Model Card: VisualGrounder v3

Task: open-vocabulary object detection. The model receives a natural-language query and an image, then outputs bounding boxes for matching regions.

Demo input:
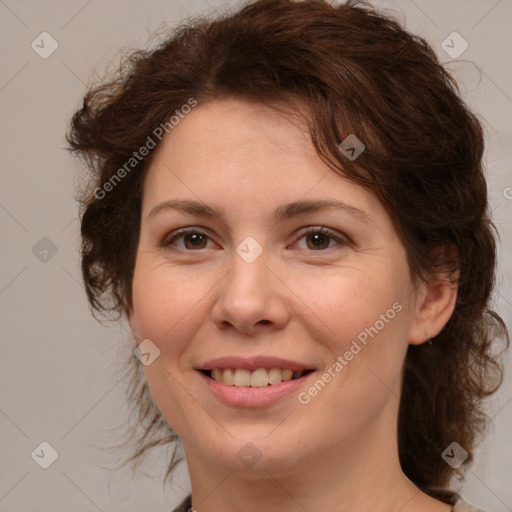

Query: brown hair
[66,0,509,492]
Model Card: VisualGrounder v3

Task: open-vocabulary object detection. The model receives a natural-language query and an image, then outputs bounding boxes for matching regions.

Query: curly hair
[66,0,509,493]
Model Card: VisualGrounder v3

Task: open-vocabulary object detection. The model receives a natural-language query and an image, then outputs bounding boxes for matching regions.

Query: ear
[408,272,458,346]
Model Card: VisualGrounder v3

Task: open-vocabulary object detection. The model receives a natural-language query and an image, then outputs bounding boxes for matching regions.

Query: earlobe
[408,276,458,346]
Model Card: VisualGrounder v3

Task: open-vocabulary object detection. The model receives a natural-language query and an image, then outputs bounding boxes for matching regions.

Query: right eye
[163,228,217,251]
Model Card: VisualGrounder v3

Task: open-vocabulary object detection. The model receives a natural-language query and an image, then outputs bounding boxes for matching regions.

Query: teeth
[268,367,284,385]
[234,369,251,386]
[251,368,268,387]
[209,367,305,387]
[221,368,234,385]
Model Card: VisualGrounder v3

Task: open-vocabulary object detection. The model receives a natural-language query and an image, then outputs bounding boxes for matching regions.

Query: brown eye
[164,229,213,250]
[182,232,208,250]
[294,227,346,251]
[305,232,332,250]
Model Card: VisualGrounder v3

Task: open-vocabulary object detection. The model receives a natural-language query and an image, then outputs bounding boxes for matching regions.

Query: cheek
[299,274,409,428]
[306,268,404,338]
[131,264,211,432]
[303,267,411,389]
[131,262,209,352]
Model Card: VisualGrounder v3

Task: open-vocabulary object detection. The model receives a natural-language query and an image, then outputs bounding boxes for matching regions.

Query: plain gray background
[1,0,511,511]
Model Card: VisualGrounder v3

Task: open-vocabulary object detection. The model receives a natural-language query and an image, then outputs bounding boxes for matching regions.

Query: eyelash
[162,226,347,252]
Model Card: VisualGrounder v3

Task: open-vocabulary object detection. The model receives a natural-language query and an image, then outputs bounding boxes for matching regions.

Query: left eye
[163,227,345,251]
[293,227,345,251]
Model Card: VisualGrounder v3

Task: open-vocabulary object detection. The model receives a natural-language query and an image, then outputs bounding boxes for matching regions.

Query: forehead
[156,98,316,166]
[141,97,381,223]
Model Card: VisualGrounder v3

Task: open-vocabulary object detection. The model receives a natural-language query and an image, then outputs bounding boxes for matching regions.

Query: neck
[182,404,447,512]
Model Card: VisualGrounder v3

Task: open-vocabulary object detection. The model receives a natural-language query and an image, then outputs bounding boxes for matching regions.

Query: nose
[210,248,290,335]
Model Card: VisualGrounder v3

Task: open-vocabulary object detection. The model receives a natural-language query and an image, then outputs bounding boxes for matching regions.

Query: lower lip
[198,371,314,408]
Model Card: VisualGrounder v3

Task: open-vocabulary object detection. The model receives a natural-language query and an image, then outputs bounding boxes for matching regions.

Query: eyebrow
[147,198,372,225]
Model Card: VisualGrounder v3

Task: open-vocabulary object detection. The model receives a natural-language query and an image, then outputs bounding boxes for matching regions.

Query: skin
[128,97,457,512]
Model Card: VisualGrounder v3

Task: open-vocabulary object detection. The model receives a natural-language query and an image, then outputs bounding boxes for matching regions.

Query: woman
[66,0,509,511]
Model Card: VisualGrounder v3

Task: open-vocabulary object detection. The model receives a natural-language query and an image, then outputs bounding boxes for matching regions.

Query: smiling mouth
[199,368,315,387]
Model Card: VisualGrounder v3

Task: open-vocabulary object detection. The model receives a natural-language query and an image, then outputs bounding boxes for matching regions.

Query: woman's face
[129,97,429,475]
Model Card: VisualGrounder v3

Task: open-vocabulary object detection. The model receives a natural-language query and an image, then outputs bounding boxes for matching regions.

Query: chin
[211,433,311,474]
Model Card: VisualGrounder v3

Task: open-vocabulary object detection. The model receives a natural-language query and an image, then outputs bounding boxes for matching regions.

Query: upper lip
[197,356,315,372]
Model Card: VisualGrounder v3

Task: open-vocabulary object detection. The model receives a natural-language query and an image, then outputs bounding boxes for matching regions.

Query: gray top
[170,486,486,512]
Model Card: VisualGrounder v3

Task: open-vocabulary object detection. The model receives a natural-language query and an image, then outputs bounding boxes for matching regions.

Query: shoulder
[170,491,488,512]
[170,494,192,512]
[424,485,488,512]
[452,497,487,512]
